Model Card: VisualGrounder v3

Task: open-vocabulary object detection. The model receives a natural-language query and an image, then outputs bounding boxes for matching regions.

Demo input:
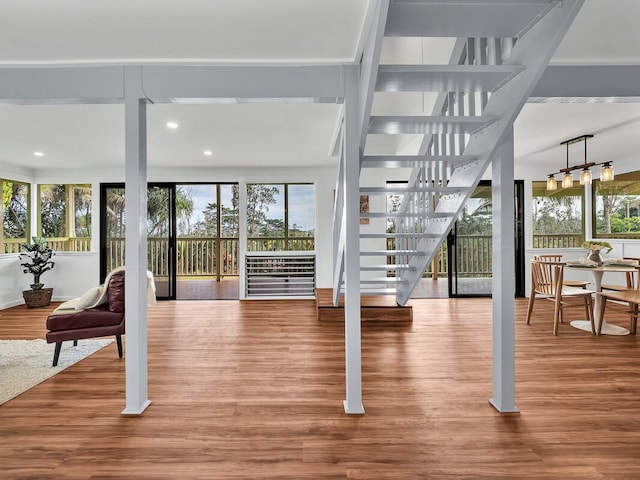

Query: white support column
[238,181,247,300]
[121,66,151,415]
[343,65,364,415]
[489,128,519,413]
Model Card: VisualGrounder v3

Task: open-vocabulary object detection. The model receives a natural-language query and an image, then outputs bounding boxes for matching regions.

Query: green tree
[246,184,280,237]
[105,186,194,238]
[3,180,28,239]
[532,195,582,234]
[40,184,67,237]
[196,184,279,238]
[74,186,92,237]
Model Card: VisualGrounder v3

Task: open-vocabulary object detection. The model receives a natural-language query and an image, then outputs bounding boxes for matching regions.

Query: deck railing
[104,236,314,279]
[5,233,582,277]
[385,233,584,278]
[455,235,492,277]
[387,238,448,278]
[3,237,90,253]
[106,237,241,279]
[246,237,315,252]
[532,234,583,249]
[386,235,489,278]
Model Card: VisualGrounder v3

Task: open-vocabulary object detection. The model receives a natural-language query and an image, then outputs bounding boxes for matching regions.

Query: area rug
[0,338,114,405]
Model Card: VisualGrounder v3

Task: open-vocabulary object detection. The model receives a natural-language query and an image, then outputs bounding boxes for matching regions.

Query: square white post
[122,66,151,415]
[343,65,364,415]
[489,128,519,413]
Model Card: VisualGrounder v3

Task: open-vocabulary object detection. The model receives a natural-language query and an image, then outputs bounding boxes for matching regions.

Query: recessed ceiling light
[166,121,179,129]
[203,150,213,156]
[33,151,44,157]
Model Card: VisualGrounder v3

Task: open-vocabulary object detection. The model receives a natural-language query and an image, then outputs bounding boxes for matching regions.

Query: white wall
[1,164,338,308]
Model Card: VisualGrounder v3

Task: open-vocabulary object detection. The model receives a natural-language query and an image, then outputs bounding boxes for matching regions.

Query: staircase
[333,0,584,307]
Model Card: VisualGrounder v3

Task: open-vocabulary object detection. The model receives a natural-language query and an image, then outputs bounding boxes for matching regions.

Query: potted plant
[19,237,56,307]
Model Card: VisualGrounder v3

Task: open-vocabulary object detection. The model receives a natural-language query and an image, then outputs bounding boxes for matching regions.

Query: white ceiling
[0,0,639,174]
[0,0,372,66]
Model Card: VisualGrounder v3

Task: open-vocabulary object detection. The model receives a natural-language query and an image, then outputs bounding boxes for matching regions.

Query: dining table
[565,263,638,335]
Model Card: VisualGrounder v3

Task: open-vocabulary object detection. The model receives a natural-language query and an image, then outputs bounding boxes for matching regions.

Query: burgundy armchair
[46,269,125,367]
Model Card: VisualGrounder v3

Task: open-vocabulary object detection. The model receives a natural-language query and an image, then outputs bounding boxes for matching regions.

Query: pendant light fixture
[600,162,614,182]
[561,142,574,188]
[546,134,614,190]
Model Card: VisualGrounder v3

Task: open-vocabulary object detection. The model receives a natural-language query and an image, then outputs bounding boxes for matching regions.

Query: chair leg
[584,299,591,326]
[597,296,607,335]
[587,296,595,335]
[73,340,78,346]
[526,292,536,325]
[53,342,62,367]
[553,302,561,336]
[116,335,123,358]
[631,303,638,335]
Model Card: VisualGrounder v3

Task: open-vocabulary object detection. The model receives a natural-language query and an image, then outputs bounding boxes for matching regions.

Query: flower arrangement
[582,240,612,253]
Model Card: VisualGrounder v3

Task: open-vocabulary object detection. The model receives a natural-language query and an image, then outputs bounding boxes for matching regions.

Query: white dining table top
[565,264,637,272]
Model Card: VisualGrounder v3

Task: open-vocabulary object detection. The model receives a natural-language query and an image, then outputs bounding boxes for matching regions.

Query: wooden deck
[1,298,640,479]
[153,278,240,300]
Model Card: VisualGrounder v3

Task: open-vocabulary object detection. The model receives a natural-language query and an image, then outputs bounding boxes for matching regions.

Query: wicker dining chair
[527,259,595,335]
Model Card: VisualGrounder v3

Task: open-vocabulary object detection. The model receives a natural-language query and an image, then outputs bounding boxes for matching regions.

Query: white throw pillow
[75,286,104,310]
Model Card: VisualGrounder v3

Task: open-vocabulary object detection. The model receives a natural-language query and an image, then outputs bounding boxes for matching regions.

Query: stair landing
[315,288,412,323]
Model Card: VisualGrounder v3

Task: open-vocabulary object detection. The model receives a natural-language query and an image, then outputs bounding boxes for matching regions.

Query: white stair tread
[369,115,494,135]
[376,64,523,92]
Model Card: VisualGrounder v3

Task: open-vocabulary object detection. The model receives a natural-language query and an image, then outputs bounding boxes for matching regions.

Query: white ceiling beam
[531,65,640,98]
[2,63,637,105]
[140,66,346,102]
[0,67,124,104]
[0,65,347,104]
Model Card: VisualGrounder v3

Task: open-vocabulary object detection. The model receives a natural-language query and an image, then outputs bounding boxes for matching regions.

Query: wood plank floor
[1,298,640,479]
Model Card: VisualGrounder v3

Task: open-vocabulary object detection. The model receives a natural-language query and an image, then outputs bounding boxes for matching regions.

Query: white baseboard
[0,300,25,310]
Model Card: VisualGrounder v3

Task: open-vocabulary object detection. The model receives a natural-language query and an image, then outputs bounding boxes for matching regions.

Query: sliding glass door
[447,180,525,297]
[101,183,176,299]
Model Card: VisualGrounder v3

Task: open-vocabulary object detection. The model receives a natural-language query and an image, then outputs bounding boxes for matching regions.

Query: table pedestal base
[570,320,629,336]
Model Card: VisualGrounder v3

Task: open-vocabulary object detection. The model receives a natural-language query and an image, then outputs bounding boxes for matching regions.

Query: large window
[39,184,91,251]
[246,183,315,251]
[593,170,640,238]
[1,178,29,253]
[532,181,584,248]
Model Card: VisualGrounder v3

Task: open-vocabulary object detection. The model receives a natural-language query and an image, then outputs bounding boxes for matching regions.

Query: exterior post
[343,65,364,415]
[489,128,519,413]
[121,66,151,415]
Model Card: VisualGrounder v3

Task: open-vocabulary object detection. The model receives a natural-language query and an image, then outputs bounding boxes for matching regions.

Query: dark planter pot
[22,288,53,308]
